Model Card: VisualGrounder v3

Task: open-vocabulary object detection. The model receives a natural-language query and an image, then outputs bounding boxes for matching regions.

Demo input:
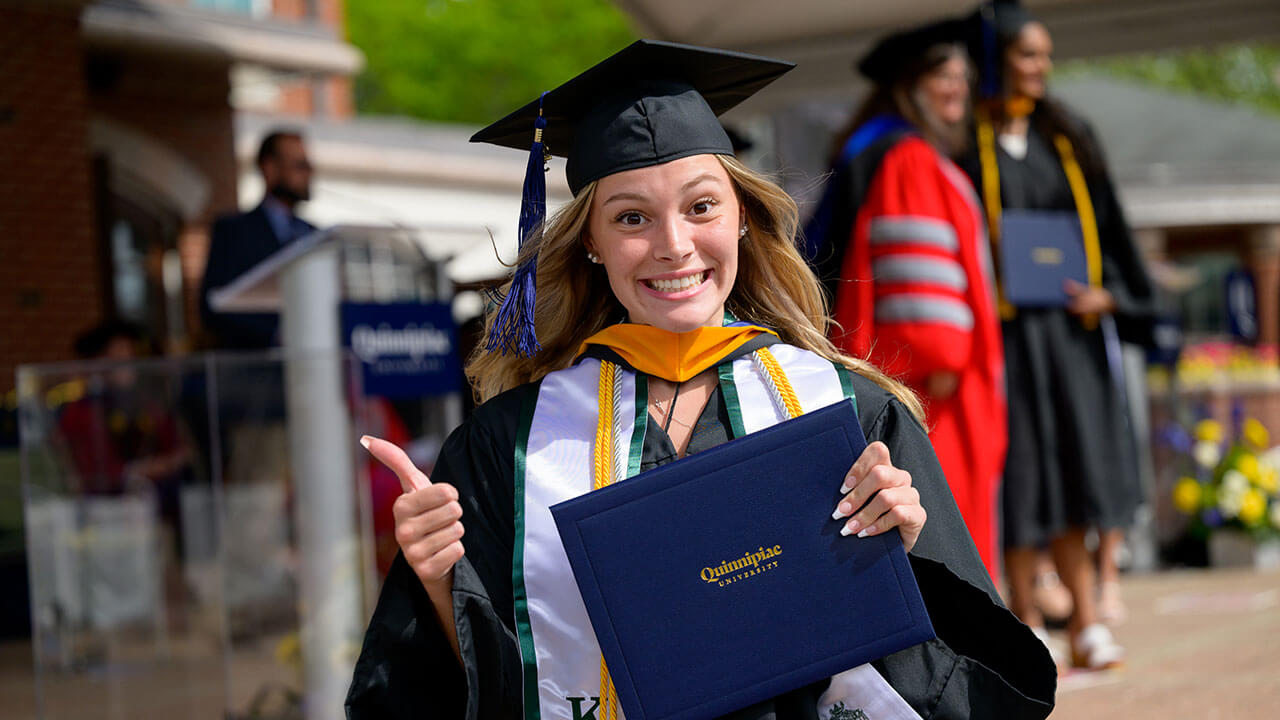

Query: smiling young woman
[586,156,740,333]
[348,39,1055,720]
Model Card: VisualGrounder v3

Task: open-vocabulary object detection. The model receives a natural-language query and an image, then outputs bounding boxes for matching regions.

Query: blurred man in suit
[200,130,316,349]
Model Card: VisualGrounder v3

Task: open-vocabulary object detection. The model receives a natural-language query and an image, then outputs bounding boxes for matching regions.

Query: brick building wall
[86,49,239,344]
[269,0,355,120]
[0,0,357,384]
[0,3,100,393]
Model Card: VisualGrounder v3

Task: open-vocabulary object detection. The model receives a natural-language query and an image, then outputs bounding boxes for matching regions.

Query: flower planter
[1208,530,1280,570]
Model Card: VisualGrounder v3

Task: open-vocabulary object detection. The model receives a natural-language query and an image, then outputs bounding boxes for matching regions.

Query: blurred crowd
[807,1,1156,673]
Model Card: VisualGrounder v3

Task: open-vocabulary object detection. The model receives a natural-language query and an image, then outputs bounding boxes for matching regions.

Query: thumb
[360,435,430,493]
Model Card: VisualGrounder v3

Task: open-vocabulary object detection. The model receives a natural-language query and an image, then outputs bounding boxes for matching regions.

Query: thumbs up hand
[361,435,465,589]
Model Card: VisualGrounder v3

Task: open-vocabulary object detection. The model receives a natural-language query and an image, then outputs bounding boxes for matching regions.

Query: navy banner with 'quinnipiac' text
[341,302,461,398]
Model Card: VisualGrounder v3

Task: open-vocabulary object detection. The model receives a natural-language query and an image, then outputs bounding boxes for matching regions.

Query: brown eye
[617,212,645,226]
[690,198,716,215]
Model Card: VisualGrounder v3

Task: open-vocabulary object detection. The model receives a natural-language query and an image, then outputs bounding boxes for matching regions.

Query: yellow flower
[1235,453,1260,482]
[1240,489,1267,526]
[1195,419,1223,443]
[1257,467,1280,494]
[1173,477,1203,514]
[1244,418,1270,450]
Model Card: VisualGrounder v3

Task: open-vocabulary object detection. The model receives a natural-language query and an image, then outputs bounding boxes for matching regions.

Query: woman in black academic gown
[958,2,1156,670]
[348,40,1056,719]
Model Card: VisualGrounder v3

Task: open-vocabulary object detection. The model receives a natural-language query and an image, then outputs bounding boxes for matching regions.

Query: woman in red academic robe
[814,19,1006,580]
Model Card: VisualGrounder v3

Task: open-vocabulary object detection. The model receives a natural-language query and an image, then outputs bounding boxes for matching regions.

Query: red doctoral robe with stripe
[831,135,1006,579]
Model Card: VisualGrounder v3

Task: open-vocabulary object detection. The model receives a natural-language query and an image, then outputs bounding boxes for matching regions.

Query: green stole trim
[629,376,649,476]
[511,386,541,719]
[717,308,750,439]
[716,362,747,440]
[835,364,859,415]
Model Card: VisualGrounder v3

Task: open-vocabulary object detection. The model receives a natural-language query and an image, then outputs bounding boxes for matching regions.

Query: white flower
[1219,490,1244,518]
[1223,469,1250,495]
[1262,447,1280,468]
[1219,472,1250,519]
[1194,441,1222,468]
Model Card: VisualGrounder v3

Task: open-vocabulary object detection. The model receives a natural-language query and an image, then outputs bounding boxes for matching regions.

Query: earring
[739,225,748,238]
[587,251,602,264]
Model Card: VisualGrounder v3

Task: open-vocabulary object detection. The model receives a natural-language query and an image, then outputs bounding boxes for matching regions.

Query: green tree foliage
[1071,44,1280,116]
[346,0,637,124]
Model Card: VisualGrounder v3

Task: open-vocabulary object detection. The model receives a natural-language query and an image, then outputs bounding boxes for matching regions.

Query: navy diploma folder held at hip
[550,398,936,720]
[999,209,1089,307]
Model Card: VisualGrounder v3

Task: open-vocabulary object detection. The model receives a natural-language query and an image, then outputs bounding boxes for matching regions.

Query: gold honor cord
[592,360,620,720]
[975,108,1103,328]
[1052,135,1103,330]
[753,347,803,420]
[975,108,1015,321]
[587,351,803,715]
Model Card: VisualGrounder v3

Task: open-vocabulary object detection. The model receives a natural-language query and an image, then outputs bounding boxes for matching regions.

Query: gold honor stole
[510,344,924,720]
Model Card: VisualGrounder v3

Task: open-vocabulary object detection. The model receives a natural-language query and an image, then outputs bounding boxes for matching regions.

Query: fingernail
[359,436,371,449]
[857,527,872,538]
[842,519,861,537]
[831,502,852,520]
[840,479,853,494]
[840,523,853,537]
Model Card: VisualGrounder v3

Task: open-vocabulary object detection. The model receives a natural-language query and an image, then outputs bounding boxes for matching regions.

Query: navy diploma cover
[551,399,936,720]
[999,210,1089,307]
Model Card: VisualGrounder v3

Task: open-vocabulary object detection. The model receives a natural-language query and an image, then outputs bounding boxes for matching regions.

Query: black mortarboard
[857,18,968,86]
[471,39,793,357]
[473,39,793,195]
[991,0,1033,41]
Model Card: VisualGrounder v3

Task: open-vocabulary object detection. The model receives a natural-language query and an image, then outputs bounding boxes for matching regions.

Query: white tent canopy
[617,0,1280,111]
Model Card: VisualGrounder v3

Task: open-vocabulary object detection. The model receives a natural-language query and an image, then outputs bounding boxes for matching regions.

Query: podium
[210,224,468,720]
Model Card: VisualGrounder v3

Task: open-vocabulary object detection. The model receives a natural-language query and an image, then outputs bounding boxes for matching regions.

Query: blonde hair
[466,154,923,421]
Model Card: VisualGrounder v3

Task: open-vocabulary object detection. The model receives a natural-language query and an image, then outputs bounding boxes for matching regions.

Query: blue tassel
[979,3,999,99]
[486,96,548,356]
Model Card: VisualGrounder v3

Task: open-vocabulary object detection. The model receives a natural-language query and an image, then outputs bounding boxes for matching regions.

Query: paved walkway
[1051,567,1280,719]
[2,567,1277,718]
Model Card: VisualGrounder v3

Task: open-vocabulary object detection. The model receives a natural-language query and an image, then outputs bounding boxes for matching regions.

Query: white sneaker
[1072,623,1125,671]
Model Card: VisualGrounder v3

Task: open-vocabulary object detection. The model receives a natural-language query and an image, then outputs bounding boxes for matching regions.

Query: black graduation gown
[958,110,1156,548]
[346,363,1056,719]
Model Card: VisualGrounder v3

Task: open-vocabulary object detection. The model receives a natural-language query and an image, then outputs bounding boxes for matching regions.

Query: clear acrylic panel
[19,350,376,720]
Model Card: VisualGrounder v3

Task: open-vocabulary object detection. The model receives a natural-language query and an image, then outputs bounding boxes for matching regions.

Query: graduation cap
[856,17,969,86]
[989,0,1033,40]
[964,0,1036,98]
[471,39,794,357]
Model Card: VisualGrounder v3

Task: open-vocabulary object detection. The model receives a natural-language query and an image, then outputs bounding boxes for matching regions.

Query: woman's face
[1005,21,1054,100]
[585,154,741,333]
[919,54,970,127]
